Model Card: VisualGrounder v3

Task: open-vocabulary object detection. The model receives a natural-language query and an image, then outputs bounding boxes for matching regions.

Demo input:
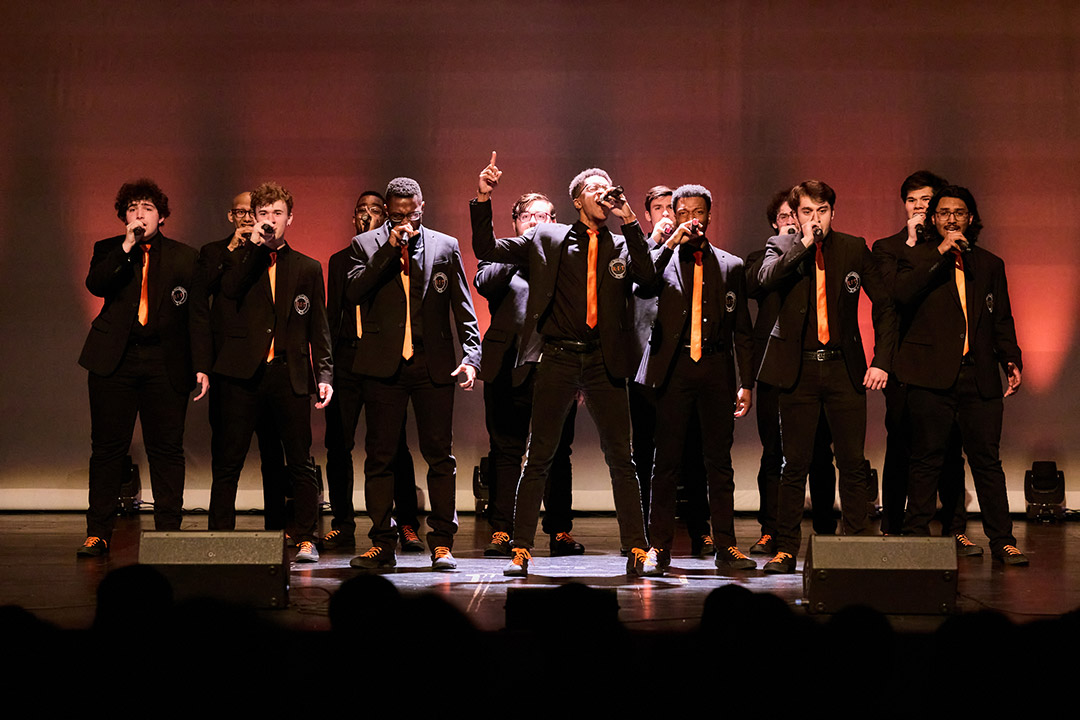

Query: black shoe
[717,545,757,570]
[627,547,655,577]
[992,544,1029,566]
[76,536,108,558]
[954,533,984,557]
[763,551,796,574]
[749,533,775,555]
[485,531,513,557]
[432,546,457,571]
[691,534,716,557]
[399,525,425,553]
[321,529,355,551]
[295,541,320,563]
[350,546,397,569]
[504,548,531,577]
[550,532,585,556]
[640,547,670,577]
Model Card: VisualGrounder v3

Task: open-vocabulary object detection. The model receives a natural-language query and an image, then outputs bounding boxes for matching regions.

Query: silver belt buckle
[814,350,828,361]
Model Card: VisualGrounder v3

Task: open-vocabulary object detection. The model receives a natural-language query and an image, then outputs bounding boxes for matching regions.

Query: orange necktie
[266,251,277,361]
[356,307,363,340]
[586,228,599,328]
[137,243,150,326]
[954,251,969,356]
[401,242,413,360]
[690,250,704,362]
[815,239,829,345]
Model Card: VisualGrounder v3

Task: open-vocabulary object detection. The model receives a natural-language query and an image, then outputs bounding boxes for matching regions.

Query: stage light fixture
[1024,460,1065,521]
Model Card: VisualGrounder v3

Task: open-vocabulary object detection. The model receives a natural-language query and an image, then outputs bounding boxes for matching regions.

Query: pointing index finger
[490,151,497,167]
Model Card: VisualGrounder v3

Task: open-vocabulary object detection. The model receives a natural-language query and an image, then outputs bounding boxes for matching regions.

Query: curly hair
[114,179,170,221]
[250,181,294,214]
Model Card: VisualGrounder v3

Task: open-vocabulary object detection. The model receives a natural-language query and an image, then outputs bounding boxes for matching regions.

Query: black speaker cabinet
[803,536,956,615]
[139,531,289,609]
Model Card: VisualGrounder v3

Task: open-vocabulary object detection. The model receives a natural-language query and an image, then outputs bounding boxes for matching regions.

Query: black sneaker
[954,533,984,557]
[504,548,531,577]
[691,534,716,558]
[350,546,397,569]
[295,541,320,563]
[992,544,1029,566]
[399,525,425,553]
[485,531,513,557]
[321,529,355,551]
[432,546,457,571]
[640,547,670,577]
[627,547,654,577]
[749,533,775,555]
[717,545,757,570]
[76,536,108,558]
[763,551,796,574]
[550,532,585,556]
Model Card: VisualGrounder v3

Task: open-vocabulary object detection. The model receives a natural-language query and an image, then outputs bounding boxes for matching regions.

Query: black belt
[802,349,843,362]
[681,342,726,356]
[545,338,601,353]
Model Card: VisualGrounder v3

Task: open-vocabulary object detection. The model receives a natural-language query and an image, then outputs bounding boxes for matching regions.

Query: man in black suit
[757,180,895,573]
[471,153,655,577]
[893,185,1027,565]
[745,190,837,558]
[190,192,291,533]
[475,191,582,558]
[634,184,755,575]
[207,181,333,563]
[630,186,714,556]
[78,179,203,557]
[347,177,481,572]
[872,171,973,551]
[322,191,423,553]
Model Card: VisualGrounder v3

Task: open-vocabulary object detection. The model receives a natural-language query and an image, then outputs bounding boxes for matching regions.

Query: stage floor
[2,511,1076,632]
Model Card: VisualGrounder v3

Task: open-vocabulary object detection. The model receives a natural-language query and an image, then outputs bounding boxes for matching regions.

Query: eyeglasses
[776,212,796,222]
[516,211,551,223]
[935,209,970,220]
[388,210,422,224]
[355,205,386,217]
[231,208,253,218]
[675,209,708,220]
[581,183,611,196]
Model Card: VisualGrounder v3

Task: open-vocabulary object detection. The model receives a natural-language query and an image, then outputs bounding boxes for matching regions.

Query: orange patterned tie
[401,242,413,360]
[266,251,277,361]
[954,251,968,356]
[690,250,703,361]
[137,243,150,326]
[815,239,829,345]
[586,228,599,328]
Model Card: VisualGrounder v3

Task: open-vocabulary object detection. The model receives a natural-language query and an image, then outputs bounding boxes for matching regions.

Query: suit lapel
[149,238,167,319]
[419,227,433,302]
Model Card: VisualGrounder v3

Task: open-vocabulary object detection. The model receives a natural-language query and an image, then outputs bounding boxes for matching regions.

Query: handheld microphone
[783,225,798,235]
[812,226,823,240]
[132,226,145,239]
[241,230,253,241]
[261,223,274,235]
[600,185,625,207]
[915,223,925,242]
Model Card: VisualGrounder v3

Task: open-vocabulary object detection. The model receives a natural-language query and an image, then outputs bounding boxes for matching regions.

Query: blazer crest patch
[171,286,188,306]
[433,271,449,293]
[844,271,861,293]
[986,292,994,313]
[608,258,627,279]
[725,291,736,312]
[293,294,311,315]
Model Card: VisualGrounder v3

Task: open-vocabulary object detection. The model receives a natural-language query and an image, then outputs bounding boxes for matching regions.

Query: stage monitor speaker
[803,536,956,615]
[139,531,289,609]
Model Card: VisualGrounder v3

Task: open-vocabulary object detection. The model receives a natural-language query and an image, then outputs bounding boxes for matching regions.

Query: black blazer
[470,198,658,379]
[893,241,1021,398]
[346,223,481,381]
[756,229,896,392]
[634,241,754,392]
[212,241,333,395]
[870,228,913,370]
[189,236,235,375]
[745,246,781,381]
[78,233,198,394]
[327,244,357,349]
[474,260,532,385]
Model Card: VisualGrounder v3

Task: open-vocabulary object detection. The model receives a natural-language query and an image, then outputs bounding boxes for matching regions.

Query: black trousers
[208,377,290,531]
[324,344,417,536]
[87,344,188,541]
[208,362,320,543]
[649,351,737,550]
[902,366,1016,551]
[363,353,457,552]
[483,360,576,537]
[776,356,871,555]
[629,381,710,538]
[755,381,838,537]
[881,378,968,536]
[512,344,646,551]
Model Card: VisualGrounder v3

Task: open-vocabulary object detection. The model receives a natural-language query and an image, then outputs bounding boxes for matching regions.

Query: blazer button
[265,328,271,334]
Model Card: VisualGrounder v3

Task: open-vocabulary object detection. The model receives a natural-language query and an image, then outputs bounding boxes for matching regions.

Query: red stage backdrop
[0,1,1075,510]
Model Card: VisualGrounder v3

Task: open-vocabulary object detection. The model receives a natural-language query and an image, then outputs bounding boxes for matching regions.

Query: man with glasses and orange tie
[347,177,481,572]
[470,153,657,577]
[633,184,755,576]
[756,180,895,573]
[893,185,1027,565]
[321,190,423,554]
[78,179,202,557]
